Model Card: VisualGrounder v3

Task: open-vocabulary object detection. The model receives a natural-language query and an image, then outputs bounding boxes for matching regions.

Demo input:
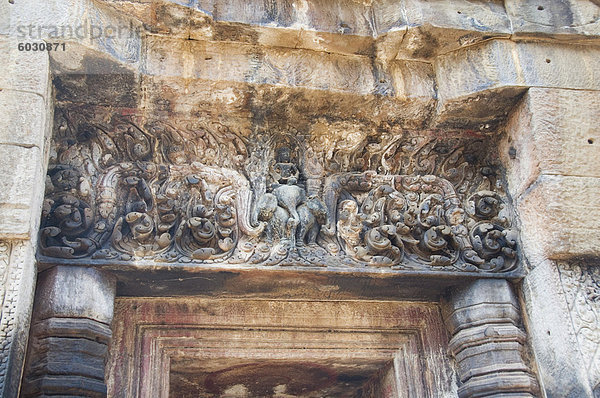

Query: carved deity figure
[257,147,328,246]
[270,147,299,185]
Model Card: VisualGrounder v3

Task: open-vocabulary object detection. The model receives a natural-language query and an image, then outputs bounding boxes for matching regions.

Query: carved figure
[296,195,328,246]
[40,114,521,274]
[337,200,363,249]
[271,184,306,234]
[256,193,291,242]
[271,147,299,185]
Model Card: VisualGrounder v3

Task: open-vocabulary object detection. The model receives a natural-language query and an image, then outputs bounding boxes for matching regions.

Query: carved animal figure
[256,193,291,242]
[272,183,306,230]
[296,195,328,246]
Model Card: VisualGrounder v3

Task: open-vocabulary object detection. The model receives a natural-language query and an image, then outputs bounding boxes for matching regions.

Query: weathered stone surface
[0,91,47,148]
[103,0,600,61]
[0,145,44,240]
[501,88,600,199]
[393,0,511,60]
[108,298,456,397]
[0,37,49,96]
[517,175,600,266]
[22,266,116,397]
[521,260,595,398]
[33,266,116,324]
[434,39,600,129]
[1,0,141,65]
[144,36,377,94]
[506,0,600,38]
[0,35,52,241]
[442,279,539,398]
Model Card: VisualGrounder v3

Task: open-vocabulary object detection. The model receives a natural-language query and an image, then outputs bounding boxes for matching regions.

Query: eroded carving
[558,262,600,395]
[39,110,520,274]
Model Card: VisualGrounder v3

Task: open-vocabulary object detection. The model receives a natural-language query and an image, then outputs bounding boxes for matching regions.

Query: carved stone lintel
[21,266,116,397]
[39,112,521,275]
[442,279,539,397]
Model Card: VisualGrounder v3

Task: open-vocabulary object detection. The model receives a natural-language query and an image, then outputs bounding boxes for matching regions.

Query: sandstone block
[0,90,47,148]
[34,266,116,324]
[517,175,600,265]
[0,145,44,239]
[390,60,436,102]
[0,37,49,96]
[501,88,600,199]
[506,0,600,37]
[1,0,141,72]
[434,39,600,129]
[393,0,511,60]
[144,36,376,95]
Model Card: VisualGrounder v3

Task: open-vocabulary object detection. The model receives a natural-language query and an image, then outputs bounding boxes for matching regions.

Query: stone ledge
[434,40,600,128]
[102,0,600,58]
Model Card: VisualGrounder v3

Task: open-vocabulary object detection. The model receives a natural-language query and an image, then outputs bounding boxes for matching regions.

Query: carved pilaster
[442,279,539,397]
[21,266,116,397]
[0,240,36,397]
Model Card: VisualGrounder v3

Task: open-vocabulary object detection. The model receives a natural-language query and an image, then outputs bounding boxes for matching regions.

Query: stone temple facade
[1,0,600,396]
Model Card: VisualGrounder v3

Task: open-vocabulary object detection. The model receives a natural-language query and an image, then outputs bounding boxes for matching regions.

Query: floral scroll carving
[558,262,600,394]
[39,110,520,274]
[321,173,516,271]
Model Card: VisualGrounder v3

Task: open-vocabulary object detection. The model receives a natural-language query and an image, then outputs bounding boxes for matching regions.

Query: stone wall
[501,88,600,397]
[1,0,600,396]
[0,5,53,395]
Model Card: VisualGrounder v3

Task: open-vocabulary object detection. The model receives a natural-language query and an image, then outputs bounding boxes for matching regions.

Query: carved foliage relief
[40,110,519,274]
[558,262,600,394]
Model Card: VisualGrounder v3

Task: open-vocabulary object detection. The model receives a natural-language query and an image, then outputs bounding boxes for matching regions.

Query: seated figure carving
[257,147,328,247]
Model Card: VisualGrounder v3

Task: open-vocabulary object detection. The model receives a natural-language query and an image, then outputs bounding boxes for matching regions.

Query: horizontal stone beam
[103,0,600,58]
[434,39,600,128]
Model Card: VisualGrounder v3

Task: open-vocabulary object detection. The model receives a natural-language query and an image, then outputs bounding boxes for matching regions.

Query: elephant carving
[296,195,328,246]
[256,193,293,242]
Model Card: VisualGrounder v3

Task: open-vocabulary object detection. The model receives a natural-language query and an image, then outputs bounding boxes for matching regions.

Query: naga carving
[39,109,520,275]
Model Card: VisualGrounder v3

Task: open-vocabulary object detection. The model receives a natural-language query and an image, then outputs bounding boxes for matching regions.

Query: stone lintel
[63,262,523,302]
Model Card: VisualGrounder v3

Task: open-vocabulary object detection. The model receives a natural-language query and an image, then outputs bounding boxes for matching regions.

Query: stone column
[442,279,538,398]
[21,266,116,397]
